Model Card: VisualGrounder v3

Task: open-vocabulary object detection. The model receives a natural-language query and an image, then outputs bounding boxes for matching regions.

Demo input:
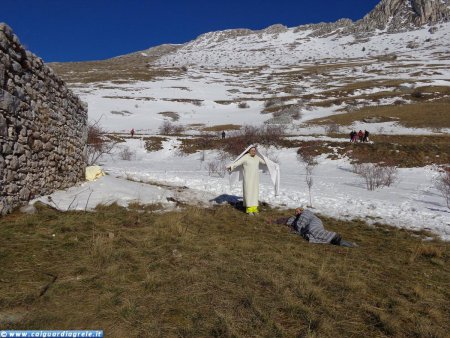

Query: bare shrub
[159,120,173,135]
[382,165,398,187]
[237,102,249,109]
[264,96,283,109]
[119,146,135,161]
[352,163,363,175]
[172,124,185,134]
[273,105,302,119]
[411,89,425,100]
[434,167,450,209]
[222,125,285,156]
[324,123,340,135]
[85,120,120,166]
[354,163,399,191]
[292,109,302,120]
[259,146,280,164]
[297,145,318,167]
[159,121,185,135]
[207,151,232,178]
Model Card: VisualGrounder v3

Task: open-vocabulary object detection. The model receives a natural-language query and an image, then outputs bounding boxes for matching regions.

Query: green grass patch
[0,204,448,337]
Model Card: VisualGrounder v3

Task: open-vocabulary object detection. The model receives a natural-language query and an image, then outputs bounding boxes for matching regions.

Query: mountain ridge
[48,0,450,83]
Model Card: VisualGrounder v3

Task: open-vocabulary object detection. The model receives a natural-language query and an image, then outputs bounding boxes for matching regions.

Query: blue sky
[1,0,380,62]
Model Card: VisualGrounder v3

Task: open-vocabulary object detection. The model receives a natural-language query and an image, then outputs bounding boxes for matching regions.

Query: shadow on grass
[210,194,245,212]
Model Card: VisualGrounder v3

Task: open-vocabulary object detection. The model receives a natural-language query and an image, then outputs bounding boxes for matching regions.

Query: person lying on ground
[270,208,357,247]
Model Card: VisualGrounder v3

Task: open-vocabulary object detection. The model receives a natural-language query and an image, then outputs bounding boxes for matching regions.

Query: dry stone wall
[0,23,87,214]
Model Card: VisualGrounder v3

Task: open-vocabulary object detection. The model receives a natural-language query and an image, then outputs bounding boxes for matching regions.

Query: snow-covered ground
[30,18,450,240]
[33,137,450,240]
[70,22,450,135]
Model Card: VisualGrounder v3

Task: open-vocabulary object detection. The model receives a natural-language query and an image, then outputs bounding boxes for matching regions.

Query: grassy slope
[0,204,449,337]
[293,135,450,167]
[307,96,450,129]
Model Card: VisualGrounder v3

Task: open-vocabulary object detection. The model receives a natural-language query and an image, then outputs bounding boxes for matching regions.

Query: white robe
[228,145,280,207]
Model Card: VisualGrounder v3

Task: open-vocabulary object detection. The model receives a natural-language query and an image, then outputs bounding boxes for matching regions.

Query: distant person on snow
[358,130,364,142]
[227,145,280,215]
[130,128,135,138]
[363,130,369,142]
[271,208,357,247]
[221,130,226,139]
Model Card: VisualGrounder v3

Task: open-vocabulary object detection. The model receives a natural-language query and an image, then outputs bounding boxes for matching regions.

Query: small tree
[297,150,318,208]
[434,167,450,209]
[85,119,119,166]
[305,162,316,208]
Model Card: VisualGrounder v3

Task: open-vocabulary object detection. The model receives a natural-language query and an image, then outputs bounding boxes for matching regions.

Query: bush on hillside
[118,146,136,161]
[222,125,285,156]
[159,121,185,135]
[324,122,340,134]
[353,163,398,191]
[207,151,232,178]
[237,102,249,109]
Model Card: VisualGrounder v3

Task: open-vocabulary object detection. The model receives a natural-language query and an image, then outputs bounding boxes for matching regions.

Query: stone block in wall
[0,63,5,88]
[19,187,30,200]
[8,156,19,170]
[0,112,7,136]
[6,183,18,194]
[0,88,20,113]
[0,197,11,215]
[2,141,12,154]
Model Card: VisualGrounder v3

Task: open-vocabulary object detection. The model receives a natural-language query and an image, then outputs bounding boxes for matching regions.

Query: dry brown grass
[309,97,450,129]
[295,135,450,167]
[50,60,179,83]
[143,136,168,152]
[201,124,242,132]
[162,98,203,106]
[0,203,448,337]
[49,46,183,84]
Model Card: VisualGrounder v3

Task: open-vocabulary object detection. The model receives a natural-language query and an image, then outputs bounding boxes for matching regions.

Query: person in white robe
[227,145,280,215]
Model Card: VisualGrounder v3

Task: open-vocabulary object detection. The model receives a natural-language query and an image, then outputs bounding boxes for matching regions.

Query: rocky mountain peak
[354,0,450,33]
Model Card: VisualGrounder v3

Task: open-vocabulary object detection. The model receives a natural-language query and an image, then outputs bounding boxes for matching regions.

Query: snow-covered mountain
[48,0,450,134]
[155,0,450,68]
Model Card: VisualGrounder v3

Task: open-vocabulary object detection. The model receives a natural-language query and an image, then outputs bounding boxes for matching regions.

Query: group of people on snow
[350,129,369,143]
[226,144,357,248]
